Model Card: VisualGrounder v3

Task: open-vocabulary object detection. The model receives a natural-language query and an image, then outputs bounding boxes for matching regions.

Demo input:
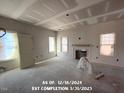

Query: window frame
[100,33,115,56]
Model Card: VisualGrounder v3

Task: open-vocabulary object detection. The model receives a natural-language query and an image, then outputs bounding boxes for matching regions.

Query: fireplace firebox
[75,50,87,59]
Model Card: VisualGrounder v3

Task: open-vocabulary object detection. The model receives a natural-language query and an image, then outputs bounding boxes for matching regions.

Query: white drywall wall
[57,27,88,58]
[0,16,57,70]
[57,19,124,67]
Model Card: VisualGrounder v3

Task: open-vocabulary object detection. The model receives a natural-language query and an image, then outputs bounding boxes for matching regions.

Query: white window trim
[100,33,115,56]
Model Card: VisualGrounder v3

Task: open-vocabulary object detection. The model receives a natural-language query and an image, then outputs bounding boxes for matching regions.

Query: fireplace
[72,44,90,60]
[75,50,87,59]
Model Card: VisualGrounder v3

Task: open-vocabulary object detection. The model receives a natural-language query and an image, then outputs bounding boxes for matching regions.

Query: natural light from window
[49,37,55,52]
[62,37,68,52]
[100,33,115,56]
[0,32,18,61]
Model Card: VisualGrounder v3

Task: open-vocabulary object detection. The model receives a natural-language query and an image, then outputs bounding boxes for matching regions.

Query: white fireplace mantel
[72,44,90,47]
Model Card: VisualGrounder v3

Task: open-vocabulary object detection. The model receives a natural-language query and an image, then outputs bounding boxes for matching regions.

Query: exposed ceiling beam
[11,0,38,19]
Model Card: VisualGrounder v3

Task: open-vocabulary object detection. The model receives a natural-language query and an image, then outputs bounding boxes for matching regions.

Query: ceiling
[0,0,124,31]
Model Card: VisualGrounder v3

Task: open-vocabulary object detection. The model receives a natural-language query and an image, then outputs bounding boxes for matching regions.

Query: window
[0,32,18,61]
[49,37,55,52]
[62,37,68,52]
[100,33,115,56]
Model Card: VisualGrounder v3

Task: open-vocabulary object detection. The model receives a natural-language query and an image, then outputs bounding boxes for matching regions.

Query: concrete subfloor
[0,57,124,93]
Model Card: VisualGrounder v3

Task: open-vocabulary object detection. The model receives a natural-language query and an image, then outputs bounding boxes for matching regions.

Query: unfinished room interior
[0,0,124,93]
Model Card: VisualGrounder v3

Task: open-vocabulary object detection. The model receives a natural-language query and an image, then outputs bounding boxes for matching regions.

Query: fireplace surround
[72,44,91,60]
